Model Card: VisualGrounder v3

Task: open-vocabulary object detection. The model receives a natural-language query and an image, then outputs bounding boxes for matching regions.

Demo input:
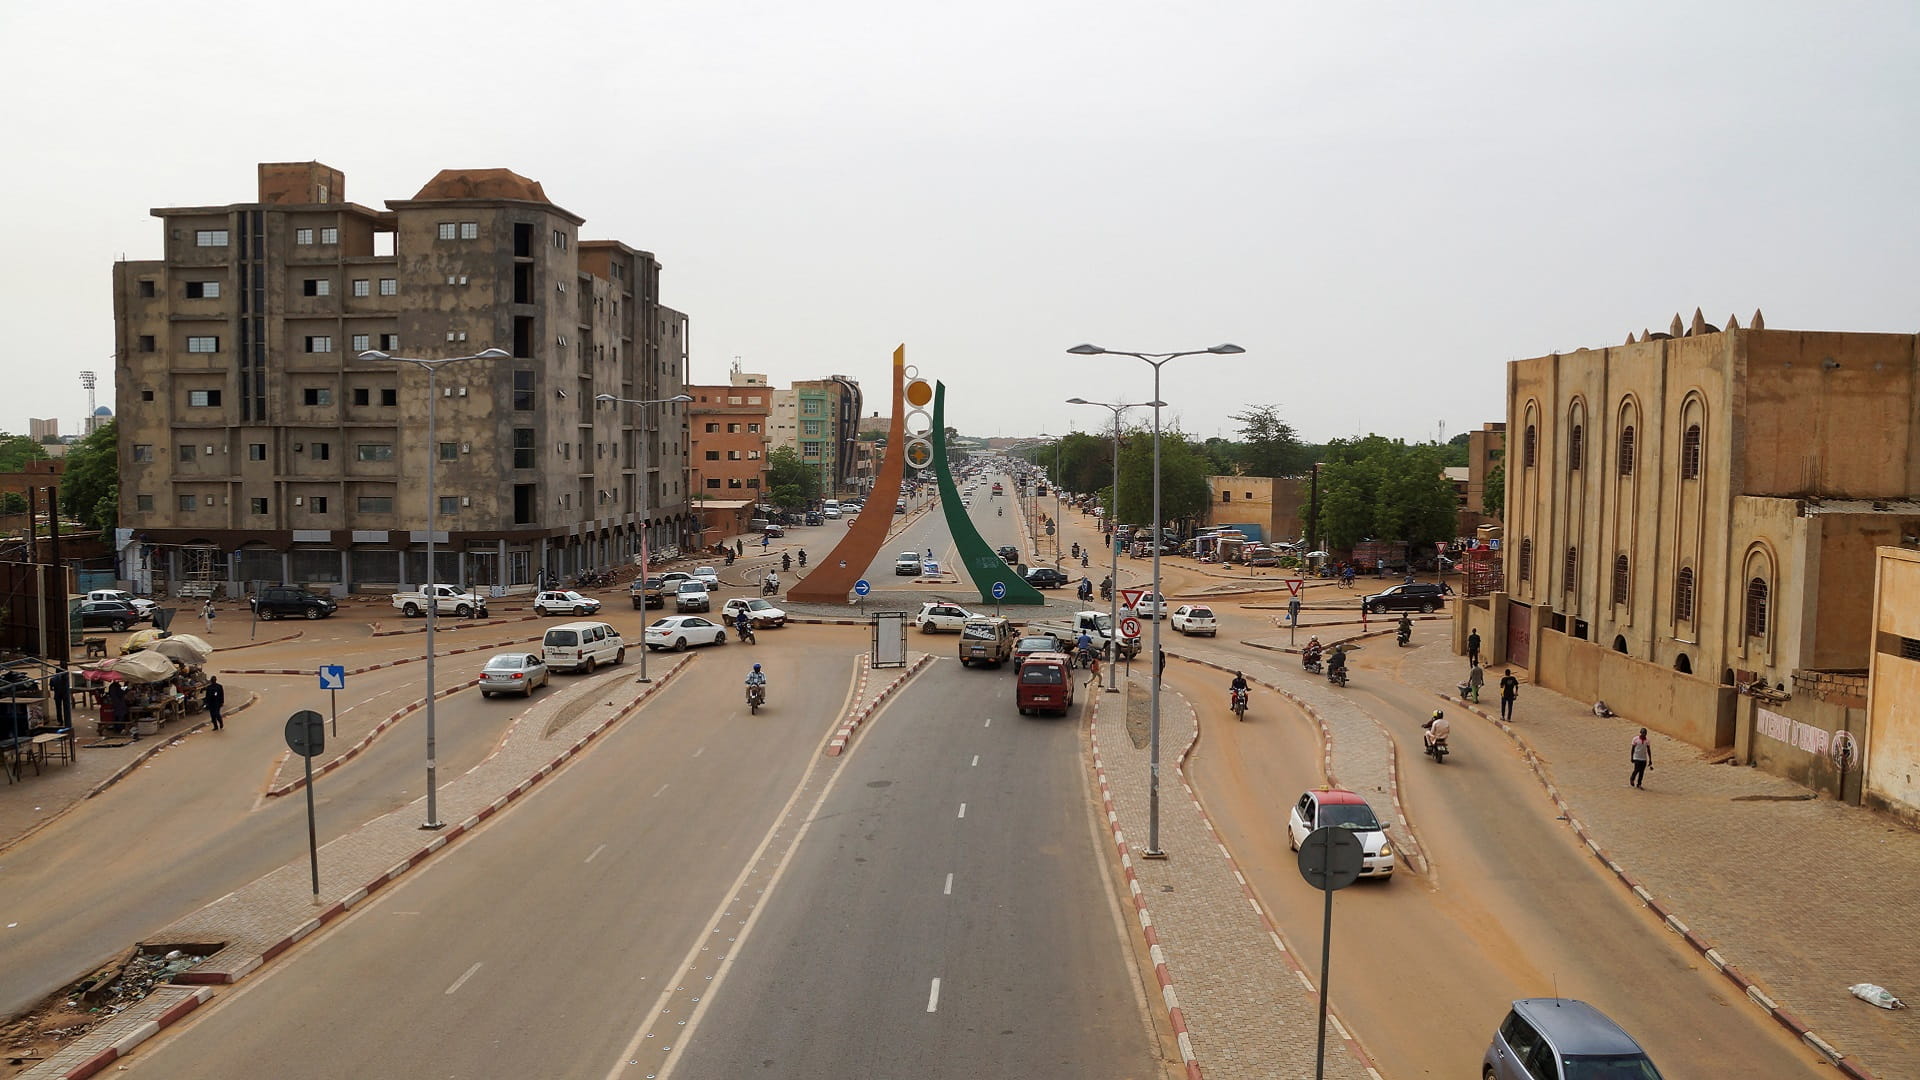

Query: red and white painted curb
[1441,692,1879,1080]
[61,987,214,1080]
[825,653,931,755]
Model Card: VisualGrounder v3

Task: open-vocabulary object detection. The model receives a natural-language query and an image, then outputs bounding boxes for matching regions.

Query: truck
[391,584,489,618]
[1026,610,1141,660]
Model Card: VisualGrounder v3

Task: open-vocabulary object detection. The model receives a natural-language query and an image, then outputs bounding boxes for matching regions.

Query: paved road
[122,629,870,1079]
[665,654,1159,1080]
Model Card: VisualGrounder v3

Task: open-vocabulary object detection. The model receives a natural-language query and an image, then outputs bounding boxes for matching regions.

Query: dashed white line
[692,746,705,758]
[652,784,669,798]
[957,803,967,819]
[983,717,992,728]
[585,844,607,863]
[445,962,482,995]
[927,977,942,1012]
[944,873,954,895]
[970,755,979,767]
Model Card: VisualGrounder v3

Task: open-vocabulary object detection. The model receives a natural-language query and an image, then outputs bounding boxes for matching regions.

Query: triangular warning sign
[1285,578,1305,597]
[1119,588,1146,610]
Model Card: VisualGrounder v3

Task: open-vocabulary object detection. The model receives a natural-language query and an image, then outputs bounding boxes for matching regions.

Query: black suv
[251,586,339,620]
[1360,582,1453,614]
[79,599,144,631]
[997,545,1020,565]
[1024,567,1071,589]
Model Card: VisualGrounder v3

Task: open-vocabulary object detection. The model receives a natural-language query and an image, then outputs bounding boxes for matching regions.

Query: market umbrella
[120,628,168,655]
[151,636,211,664]
[87,651,178,684]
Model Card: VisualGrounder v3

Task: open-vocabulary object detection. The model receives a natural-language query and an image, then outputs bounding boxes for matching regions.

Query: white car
[533,590,602,617]
[85,589,159,618]
[658,571,695,589]
[1131,592,1171,619]
[693,566,722,589]
[1286,788,1394,879]
[823,507,842,519]
[721,597,787,628]
[479,652,550,698]
[916,602,974,633]
[644,615,729,651]
[1170,605,1217,637]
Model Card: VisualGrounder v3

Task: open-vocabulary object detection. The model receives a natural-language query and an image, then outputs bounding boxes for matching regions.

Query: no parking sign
[1120,616,1142,638]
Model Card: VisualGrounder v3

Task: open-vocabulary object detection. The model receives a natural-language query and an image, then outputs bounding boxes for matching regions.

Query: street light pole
[598,393,693,683]
[361,347,511,830]
[1068,343,1244,858]
[1067,397,1160,695]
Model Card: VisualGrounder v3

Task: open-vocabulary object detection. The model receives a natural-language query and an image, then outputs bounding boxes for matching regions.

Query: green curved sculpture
[933,383,1045,606]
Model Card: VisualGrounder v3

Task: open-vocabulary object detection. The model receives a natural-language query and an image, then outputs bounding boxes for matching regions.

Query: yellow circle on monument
[905,379,933,407]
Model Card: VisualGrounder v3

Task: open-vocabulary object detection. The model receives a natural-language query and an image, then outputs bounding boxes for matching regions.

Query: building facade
[29,418,58,441]
[1462,420,1505,536]
[791,376,862,496]
[687,382,770,500]
[111,161,691,596]
[1207,475,1307,545]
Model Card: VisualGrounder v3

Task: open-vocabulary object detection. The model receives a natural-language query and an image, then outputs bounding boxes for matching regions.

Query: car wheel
[919,621,933,632]
[524,681,536,698]
[613,648,625,664]
[673,637,688,652]
[403,603,422,617]
[585,656,597,674]
[960,657,971,668]
[481,690,493,699]
[305,607,324,620]
[112,620,128,632]
[455,604,472,618]
[1420,601,1436,613]
[575,606,589,615]
[714,632,726,645]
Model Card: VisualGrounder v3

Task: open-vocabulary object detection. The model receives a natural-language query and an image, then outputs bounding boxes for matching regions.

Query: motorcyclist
[1078,577,1094,602]
[782,552,792,572]
[745,662,767,691]
[1074,630,1096,668]
[798,550,808,567]
[735,608,754,643]
[1326,647,1347,681]
[1422,709,1450,749]
[1229,671,1250,709]
[1302,636,1323,668]
[763,570,779,595]
[1396,614,1412,643]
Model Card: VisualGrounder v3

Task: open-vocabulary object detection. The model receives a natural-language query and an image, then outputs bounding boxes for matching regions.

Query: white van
[822,499,840,513]
[542,621,626,673]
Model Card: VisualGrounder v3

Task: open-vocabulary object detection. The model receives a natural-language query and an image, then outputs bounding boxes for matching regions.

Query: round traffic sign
[1120,615,1142,638]
[991,581,1008,600]
[853,578,872,596]
[1297,826,1364,891]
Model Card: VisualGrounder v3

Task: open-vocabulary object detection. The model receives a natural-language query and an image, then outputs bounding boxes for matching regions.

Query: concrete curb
[222,632,543,677]
[263,679,483,798]
[1437,691,1880,1080]
[825,653,932,756]
[60,986,214,1080]
[369,613,541,637]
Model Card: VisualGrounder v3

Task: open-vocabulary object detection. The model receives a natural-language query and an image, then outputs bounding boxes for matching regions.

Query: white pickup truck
[1027,609,1141,660]
[391,584,489,618]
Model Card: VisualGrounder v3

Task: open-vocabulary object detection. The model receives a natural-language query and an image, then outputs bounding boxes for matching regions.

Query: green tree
[1440,431,1471,469]
[0,492,25,514]
[1316,435,1458,550]
[1115,427,1212,525]
[60,420,118,533]
[764,446,821,511]
[1482,461,1505,517]
[1230,405,1310,476]
[0,433,51,473]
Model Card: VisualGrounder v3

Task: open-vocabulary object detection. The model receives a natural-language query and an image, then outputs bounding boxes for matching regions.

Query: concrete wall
[1866,547,1920,823]
[1739,332,1920,499]
[1741,692,1866,802]
[1534,628,1735,748]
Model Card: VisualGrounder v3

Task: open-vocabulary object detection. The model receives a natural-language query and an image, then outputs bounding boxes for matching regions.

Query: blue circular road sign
[991,581,1008,600]
[854,578,872,596]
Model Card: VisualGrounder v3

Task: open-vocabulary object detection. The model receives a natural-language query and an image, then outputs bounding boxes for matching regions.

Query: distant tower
[79,369,97,420]
[1438,419,1447,445]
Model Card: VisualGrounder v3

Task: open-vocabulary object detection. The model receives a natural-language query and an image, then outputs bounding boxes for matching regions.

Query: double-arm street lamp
[597,393,693,684]
[1066,397,1162,695]
[1066,343,1244,858]
[360,347,511,830]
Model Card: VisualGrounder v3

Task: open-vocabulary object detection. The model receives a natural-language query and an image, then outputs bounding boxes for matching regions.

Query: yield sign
[1285,578,1305,597]
[1119,588,1146,611]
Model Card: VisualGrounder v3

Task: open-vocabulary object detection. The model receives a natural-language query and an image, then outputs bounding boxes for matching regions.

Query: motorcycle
[1424,734,1449,763]
[1396,626,1411,647]
[762,577,779,596]
[781,553,792,572]
[1099,582,1113,601]
[1081,552,1090,568]
[1230,687,1249,722]
[746,683,766,715]
[1302,654,1323,675]
[736,621,756,646]
[798,551,808,567]
[1327,663,1348,688]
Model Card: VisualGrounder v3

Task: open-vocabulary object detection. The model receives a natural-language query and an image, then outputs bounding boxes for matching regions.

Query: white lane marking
[927,977,941,1012]
[983,717,992,728]
[957,803,967,819]
[445,962,482,995]
[970,755,979,767]
[693,746,705,758]
[944,873,954,895]
[585,844,607,864]
[652,784,669,798]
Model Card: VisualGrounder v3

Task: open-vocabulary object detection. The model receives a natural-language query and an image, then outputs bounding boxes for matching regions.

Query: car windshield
[485,656,527,671]
[1188,608,1214,619]
[1092,615,1115,635]
[544,631,579,646]
[1319,803,1381,831]
[1562,1056,1662,1080]
[679,583,704,592]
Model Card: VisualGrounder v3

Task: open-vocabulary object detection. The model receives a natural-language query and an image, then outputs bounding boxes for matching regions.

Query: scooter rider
[1422,709,1450,749]
[1396,613,1412,644]
[763,570,779,595]
[745,662,768,693]
[1229,670,1250,708]
[1326,647,1347,681]
[735,608,755,644]
[1074,630,1096,668]
[1302,636,1323,669]
[798,549,808,567]
[782,552,792,572]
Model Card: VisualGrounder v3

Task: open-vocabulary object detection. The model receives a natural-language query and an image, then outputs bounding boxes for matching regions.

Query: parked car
[916,602,974,633]
[79,599,144,631]
[534,590,602,617]
[1247,546,1280,567]
[693,566,722,589]
[721,597,787,628]
[1286,788,1394,878]
[1360,582,1454,614]
[541,621,625,673]
[823,507,841,519]
[895,550,923,576]
[675,581,711,612]
[1484,999,1664,1080]
[1024,567,1071,589]
[631,576,667,610]
[250,586,338,620]
[644,615,729,651]
[84,589,158,618]
[1170,605,1218,636]
[997,545,1021,564]
[479,652,550,698]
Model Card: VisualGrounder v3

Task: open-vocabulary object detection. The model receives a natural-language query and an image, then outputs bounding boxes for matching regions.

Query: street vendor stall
[81,651,188,737]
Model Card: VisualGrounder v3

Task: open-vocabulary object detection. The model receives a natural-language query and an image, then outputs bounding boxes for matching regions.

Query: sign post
[1298,826,1363,1080]
[318,665,346,736]
[991,579,1007,617]
[853,577,871,617]
[284,710,326,904]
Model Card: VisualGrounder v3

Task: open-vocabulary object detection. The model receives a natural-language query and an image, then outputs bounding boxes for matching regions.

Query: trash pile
[72,948,209,1010]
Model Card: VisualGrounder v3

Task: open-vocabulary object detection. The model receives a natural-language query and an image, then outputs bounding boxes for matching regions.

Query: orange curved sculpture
[788,345,907,603]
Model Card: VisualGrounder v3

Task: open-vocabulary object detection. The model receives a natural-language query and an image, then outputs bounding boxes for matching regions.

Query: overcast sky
[3,2,1915,447]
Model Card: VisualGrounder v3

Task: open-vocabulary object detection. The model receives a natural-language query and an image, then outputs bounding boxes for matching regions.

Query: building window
[552,229,568,250]
[310,496,328,513]
[704,450,721,461]
[381,388,397,407]
[1563,547,1577,592]
[139,335,156,352]
[305,336,334,354]
[379,333,400,350]
[303,279,331,297]
[726,423,741,434]
[177,445,195,462]
[747,422,761,433]
[352,279,370,297]
[353,388,371,407]
[187,389,222,407]
[138,279,156,297]
[438,223,458,240]
[295,228,315,245]
[704,423,719,433]
[357,496,394,514]
[356,443,394,462]
[187,336,219,353]
[727,450,742,461]
[439,496,460,515]
[132,444,153,462]
[745,477,760,489]
[136,494,153,512]
[439,442,459,461]
[1618,426,1635,476]
[1612,555,1630,605]
[303,387,332,406]
[251,497,269,515]
[312,442,330,460]
[195,230,228,247]
[512,370,535,411]
[512,428,536,469]
[351,334,370,353]
[460,222,478,239]
[705,477,722,489]
[1518,538,1533,583]
[185,281,221,299]
[320,227,338,244]
[1568,425,1583,471]
[1745,578,1769,637]
[378,278,398,296]
[247,443,266,461]
[178,495,197,511]
[1522,425,1537,468]
[1674,566,1695,622]
[1682,424,1702,479]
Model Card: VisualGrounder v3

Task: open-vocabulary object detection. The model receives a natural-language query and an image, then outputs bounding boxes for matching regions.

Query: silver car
[479,652,550,698]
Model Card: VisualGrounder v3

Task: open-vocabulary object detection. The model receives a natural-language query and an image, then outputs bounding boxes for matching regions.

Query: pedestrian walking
[1084,652,1103,689]
[1499,668,1519,721]
[204,675,226,732]
[1467,629,1482,667]
[202,597,217,634]
[1465,662,1485,703]
[1157,646,1167,679]
[106,682,129,737]
[51,667,72,729]
[1629,728,1653,788]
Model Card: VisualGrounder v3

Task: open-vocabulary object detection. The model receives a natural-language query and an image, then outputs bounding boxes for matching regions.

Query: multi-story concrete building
[1462,421,1505,536]
[767,388,798,456]
[791,376,862,497]
[1208,475,1307,546]
[687,378,770,499]
[29,418,58,441]
[111,161,691,596]
[1465,311,1920,792]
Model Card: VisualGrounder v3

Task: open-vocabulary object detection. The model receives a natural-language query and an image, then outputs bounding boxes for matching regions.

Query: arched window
[1519,538,1533,583]
[1613,635,1629,654]
[1523,425,1537,468]
[1613,555,1630,605]
[1674,566,1695,621]
[1745,578,1770,637]
[1618,426,1636,475]
[1563,547,1578,593]
[1675,654,1693,674]
[1682,423,1702,480]
[1569,424,1584,471]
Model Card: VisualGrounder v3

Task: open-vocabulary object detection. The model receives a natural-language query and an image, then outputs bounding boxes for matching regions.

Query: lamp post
[1036,433,1066,564]
[1067,397,1161,694]
[360,347,510,829]
[598,393,693,684]
[1067,343,1244,858]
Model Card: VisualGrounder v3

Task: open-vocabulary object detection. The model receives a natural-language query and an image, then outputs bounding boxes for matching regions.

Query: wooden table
[31,731,75,766]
